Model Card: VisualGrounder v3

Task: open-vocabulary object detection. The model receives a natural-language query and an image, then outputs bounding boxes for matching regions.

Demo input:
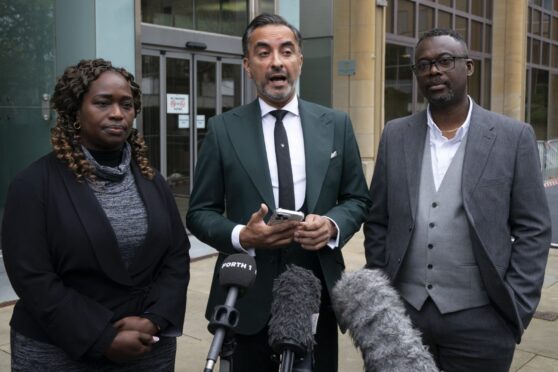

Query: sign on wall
[167,94,189,114]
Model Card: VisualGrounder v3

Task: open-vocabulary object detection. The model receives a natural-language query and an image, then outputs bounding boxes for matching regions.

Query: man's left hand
[295,214,337,251]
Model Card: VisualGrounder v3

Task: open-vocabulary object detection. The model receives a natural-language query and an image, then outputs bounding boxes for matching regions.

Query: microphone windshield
[268,265,321,355]
[219,253,257,289]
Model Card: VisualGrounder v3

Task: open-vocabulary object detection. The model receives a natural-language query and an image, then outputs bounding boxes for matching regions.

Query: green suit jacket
[186,98,371,334]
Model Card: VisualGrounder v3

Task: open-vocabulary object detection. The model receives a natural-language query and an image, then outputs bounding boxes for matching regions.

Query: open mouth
[269,74,287,84]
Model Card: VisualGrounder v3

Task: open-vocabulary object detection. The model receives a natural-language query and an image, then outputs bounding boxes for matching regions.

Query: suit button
[432,202,438,208]
[397,258,401,263]
[429,222,435,228]
[428,244,433,249]
[427,284,433,289]
[427,264,433,269]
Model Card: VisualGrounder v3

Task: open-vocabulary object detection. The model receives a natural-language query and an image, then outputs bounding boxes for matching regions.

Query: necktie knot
[270,109,288,122]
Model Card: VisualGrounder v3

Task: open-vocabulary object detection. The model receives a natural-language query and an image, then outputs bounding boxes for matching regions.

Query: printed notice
[167,94,189,114]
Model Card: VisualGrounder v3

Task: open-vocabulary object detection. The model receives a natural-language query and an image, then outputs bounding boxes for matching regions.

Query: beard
[425,88,455,107]
[256,80,295,105]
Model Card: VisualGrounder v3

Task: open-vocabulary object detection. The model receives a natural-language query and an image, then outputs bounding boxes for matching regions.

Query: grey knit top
[83,144,148,268]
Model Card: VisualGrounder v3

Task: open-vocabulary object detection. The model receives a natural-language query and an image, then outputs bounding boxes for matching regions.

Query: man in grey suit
[187,14,370,372]
[364,28,551,371]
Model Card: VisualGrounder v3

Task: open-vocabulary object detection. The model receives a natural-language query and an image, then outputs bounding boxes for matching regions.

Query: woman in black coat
[2,58,190,370]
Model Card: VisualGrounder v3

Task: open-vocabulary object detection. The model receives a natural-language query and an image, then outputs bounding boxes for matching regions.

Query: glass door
[140,50,243,213]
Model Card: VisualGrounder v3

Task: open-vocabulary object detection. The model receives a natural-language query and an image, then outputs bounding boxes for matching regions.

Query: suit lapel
[226,100,276,209]
[404,112,428,220]
[299,100,334,213]
[462,104,496,198]
[59,164,133,286]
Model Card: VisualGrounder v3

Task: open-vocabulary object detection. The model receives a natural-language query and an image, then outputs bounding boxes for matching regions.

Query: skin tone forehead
[86,71,132,98]
[247,25,300,54]
[415,35,467,61]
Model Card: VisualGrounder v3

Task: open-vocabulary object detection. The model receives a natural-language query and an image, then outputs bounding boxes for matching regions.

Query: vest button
[429,222,435,228]
[432,202,438,208]
[427,264,433,269]
[428,244,433,249]
[427,284,433,289]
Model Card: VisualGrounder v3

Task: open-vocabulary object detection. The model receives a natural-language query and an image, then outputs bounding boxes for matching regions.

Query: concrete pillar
[333,0,385,182]
[491,0,528,120]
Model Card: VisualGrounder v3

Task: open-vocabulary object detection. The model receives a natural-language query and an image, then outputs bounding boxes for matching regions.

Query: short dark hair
[242,13,302,57]
[416,28,469,56]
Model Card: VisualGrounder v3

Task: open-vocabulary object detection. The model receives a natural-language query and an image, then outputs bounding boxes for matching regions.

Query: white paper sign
[178,115,189,129]
[196,115,206,129]
[167,94,189,114]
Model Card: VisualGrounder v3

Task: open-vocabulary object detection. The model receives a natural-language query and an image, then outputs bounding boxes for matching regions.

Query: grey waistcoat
[395,130,489,313]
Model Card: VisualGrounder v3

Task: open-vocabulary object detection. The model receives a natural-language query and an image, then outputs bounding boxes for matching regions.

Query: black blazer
[2,152,190,359]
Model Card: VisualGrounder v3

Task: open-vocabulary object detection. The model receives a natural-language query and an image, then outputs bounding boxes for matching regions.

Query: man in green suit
[187,13,370,372]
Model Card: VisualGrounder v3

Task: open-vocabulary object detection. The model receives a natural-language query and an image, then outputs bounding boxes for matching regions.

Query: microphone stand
[276,341,314,372]
[203,287,239,372]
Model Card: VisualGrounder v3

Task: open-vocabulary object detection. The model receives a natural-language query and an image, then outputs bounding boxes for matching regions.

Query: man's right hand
[104,330,155,364]
[239,203,300,249]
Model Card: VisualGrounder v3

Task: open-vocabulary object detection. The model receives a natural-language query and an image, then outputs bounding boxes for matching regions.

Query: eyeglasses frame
[411,55,471,75]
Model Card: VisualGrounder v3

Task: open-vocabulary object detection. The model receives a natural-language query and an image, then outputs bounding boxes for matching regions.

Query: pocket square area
[330,151,338,159]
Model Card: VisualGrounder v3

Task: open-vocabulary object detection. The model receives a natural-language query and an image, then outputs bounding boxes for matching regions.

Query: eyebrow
[253,40,296,49]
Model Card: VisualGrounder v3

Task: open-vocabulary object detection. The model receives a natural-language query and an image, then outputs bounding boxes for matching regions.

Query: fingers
[248,203,268,224]
[295,215,334,250]
[240,204,301,248]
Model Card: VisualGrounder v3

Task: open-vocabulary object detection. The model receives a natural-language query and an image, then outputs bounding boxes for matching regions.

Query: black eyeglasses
[411,56,469,75]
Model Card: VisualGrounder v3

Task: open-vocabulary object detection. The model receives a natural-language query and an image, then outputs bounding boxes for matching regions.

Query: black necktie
[270,110,295,210]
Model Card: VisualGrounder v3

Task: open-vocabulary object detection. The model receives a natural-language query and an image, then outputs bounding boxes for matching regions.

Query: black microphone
[331,268,439,372]
[204,253,257,372]
[268,265,321,372]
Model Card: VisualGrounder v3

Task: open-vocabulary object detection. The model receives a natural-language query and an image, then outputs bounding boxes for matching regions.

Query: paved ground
[0,231,556,371]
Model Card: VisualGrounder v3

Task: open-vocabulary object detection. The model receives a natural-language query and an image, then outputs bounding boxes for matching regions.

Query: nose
[109,103,124,119]
[271,50,283,68]
[429,61,442,74]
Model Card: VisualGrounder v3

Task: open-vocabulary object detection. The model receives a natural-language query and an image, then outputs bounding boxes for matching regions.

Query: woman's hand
[103,330,156,363]
[114,316,158,336]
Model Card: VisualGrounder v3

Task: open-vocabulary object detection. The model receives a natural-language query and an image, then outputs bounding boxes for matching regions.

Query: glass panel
[221,0,248,36]
[549,74,558,139]
[485,24,492,53]
[387,0,394,33]
[197,60,216,153]
[542,13,551,38]
[483,59,491,108]
[528,8,533,34]
[439,0,452,7]
[385,44,413,122]
[555,0,558,12]
[0,0,55,210]
[469,59,481,104]
[141,55,161,171]
[455,0,468,12]
[455,16,468,41]
[542,42,550,66]
[438,10,452,29]
[300,38,332,107]
[552,44,558,68]
[196,0,220,33]
[258,0,274,13]
[543,0,553,10]
[397,0,415,38]
[166,58,191,196]
[222,63,242,113]
[419,5,434,35]
[141,0,194,29]
[471,0,484,16]
[533,38,541,64]
[552,16,558,40]
[527,37,532,63]
[529,69,549,139]
[486,0,493,19]
[471,21,483,52]
[532,10,541,36]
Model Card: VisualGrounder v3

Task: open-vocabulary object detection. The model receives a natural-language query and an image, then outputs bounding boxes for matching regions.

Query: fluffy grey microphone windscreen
[331,269,438,372]
[268,265,322,354]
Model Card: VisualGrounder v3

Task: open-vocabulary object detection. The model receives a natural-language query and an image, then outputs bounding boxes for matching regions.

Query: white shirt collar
[258,96,300,118]
[426,96,473,142]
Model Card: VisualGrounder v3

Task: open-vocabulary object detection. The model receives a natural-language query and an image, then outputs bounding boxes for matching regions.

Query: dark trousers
[231,296,338,372]
[404,298,516,372]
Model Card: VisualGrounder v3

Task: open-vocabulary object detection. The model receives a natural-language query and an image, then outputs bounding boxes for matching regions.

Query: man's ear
[243,57,253,80]
[466,59,474,76]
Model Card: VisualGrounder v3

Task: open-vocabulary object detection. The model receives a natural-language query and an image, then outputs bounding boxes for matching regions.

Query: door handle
[42,93,50,121]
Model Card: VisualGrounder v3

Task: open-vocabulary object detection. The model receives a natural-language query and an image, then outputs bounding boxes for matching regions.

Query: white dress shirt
[231,96,339,252]
[426,96,473,191]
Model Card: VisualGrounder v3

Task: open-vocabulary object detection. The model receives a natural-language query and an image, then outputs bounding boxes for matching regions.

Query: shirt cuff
[324,217,340,249]
[231,224,253,255]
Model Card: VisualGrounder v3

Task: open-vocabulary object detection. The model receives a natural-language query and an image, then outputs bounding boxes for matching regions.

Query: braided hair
[50,58,154,180]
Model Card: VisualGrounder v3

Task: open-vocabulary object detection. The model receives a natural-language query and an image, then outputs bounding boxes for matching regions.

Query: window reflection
[529,69,549,139]
[385,44,413,122]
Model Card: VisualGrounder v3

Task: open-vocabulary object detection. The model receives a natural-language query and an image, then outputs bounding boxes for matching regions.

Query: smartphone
[268,208,305,225]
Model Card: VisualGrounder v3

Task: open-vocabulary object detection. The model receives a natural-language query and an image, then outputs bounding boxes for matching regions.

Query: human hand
[114,316,158,336]
[239,204,300,249]
[104,330,156,364]
[295,214,337,251]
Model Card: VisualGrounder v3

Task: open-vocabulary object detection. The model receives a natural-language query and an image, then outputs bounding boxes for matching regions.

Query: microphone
[268,265,321,372]
[331,268,438,372]
[204,253,257,372]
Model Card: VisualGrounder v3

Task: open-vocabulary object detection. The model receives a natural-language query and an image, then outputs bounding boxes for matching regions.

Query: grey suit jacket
[364,102,552,342]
